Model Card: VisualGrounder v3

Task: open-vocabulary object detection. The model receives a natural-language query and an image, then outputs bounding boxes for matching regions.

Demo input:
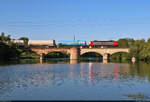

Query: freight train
[14,40,118,48]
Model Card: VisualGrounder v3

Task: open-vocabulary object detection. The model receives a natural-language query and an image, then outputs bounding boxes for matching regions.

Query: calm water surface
[0,59,150,100]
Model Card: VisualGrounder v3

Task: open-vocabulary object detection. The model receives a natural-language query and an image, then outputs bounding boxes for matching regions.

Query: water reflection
[0,60,150,100]
[70,60,78,64]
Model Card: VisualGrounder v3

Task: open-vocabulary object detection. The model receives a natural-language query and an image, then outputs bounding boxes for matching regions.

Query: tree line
[0,32,29,47]
[118,38,150,61]
[0,32,30,60]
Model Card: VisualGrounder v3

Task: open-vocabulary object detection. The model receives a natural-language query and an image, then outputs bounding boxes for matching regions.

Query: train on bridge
[13,40,118,48]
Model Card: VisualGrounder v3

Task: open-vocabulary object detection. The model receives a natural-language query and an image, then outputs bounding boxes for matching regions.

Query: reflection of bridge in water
[31,48,132,63]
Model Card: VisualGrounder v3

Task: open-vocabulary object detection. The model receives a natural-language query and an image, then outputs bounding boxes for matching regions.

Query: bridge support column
[103,53,108,63]
[70,59,78,64]
[40,53,45,60]
[70,48,80,60]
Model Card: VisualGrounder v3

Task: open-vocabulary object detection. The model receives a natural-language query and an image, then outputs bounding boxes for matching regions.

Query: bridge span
[31,47,130,62]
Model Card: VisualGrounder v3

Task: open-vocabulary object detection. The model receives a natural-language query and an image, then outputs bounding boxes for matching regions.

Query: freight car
[89,40,118,48]
[13,40,24,46]
[57,40,87,48]
[28,40,56,48]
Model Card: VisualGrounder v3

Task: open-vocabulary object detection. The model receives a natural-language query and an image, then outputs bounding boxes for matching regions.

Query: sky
[0,0,150,41]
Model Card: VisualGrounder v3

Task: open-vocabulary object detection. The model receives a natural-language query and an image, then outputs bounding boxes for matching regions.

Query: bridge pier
[40,53,45,60]
[103,53,108,60]
[103,53,108,63]
[70,48,80,60]
[103,59,108,64]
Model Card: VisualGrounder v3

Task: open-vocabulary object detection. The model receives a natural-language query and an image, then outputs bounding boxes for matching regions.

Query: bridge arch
[110,51,129,55]
[110,52,129,62]
[80,52,103,59]
[107,48,129,55]
[81,51,103,57]
[80,50,104,56]
[44,51,70,58]
[19,50,40,59]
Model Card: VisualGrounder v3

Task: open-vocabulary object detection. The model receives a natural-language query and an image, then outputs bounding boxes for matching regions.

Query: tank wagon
[89,40,118,48]
[57,40,87,48]
[28,40,56,48]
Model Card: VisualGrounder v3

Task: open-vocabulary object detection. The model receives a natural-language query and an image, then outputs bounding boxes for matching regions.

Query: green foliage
[113,38,150,61]
[0,32,31,60]
[0,42,20,60]
[19,51,40,59]
[126,38,150,61]
[80,52,102,58]
[118,38,135,48]
[0,32,19,60]
[18,37,29,47]
[45,52,69,58]
[0,32,5,41]
[118,38,129,48]
[111,52,129,62]
[129,39,147,60]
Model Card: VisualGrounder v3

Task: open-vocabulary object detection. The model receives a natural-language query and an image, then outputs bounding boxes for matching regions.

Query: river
[0,59,150,100]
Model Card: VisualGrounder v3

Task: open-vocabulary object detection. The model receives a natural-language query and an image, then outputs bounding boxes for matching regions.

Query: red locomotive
[89,40,118,48]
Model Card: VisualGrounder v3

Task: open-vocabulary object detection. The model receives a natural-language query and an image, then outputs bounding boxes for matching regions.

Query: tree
[6,35,11,41]
[0,32,5,41]
[129,39,146,60]
[18,37,29,48]
[140,38,150,60]
[126,38,135,45]
[0,32,12,43]
[6,35,11,45]
[118,38,129,48]
[0,43,20,60]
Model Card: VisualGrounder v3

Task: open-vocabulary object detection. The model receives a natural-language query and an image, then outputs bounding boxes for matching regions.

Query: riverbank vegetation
[0,32,31,60]
[44,52,69,59]
[19,50,40,59]
[0,42,20,60]
[117,38,150,61]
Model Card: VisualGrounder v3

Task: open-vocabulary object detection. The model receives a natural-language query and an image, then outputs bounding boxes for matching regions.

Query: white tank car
[28,40,55,46]
[12,40,24,46]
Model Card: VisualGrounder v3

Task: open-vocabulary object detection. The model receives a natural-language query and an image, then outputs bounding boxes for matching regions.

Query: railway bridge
[31,47,131,62]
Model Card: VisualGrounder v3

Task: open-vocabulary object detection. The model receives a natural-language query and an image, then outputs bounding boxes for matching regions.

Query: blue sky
[0,0,150,41]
